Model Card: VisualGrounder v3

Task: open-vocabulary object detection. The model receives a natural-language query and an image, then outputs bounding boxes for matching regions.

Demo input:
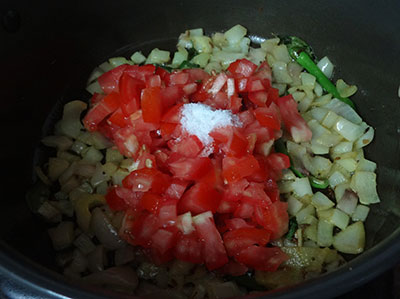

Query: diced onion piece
[291,177,313,198]
[38,201,62,222]
[312,94,332,107]
[224,24,247,45]
[90,131,113,150]
[73,233,96,255]
[287,196,304,216]
[333,222,365,254]
[350,171,380,205]
[70,141,87,155]
[328,209,349,230]
[48,221,75,250]
[336,158,358,172]
[61,176,80,194]
[96,181,109,195]
[205,281,242,299]
[130,51,146,64]
[146,48,170,64]
[356,158,377,172]
[82,147,103,164]
[310,143,329,155]
[272,61,293,84]
[352,205,370,222]
[210,50,245,69]
[272,44,291,63]
[248,47,267,65]
[112,168,129,186]
[42,135,73,151]
[331,142,353,155]
[171,47,188,67]
[354,126,374,149]
[192,36,213,54]
[321,111,339,129]
[336,79,357,98]
[73,193,106,232]
[48,158,70,181]
[87,67,104,85]
[98,61,112,72]
[192,53,210,68]
[109,57,131,67]
[106,148,124,163]
[87,245,107,273]
[102,162,118,177]
[311,192,334,210]
[328,171,347,188]
[333,117,364,141]
[296,205,316,225]
[300,72,316,89]
[309,156,332,178]
[317,220,334,247]
[337,190,358,215]
[90,164,110,188]
[90,208,125,250]
[314,83,323,97]
[86,80,103,95]
[317,56,334,79]
[309,108,329,123]
[323,98,362,124]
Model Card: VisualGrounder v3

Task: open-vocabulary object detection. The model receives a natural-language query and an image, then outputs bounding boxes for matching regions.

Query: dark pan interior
[0,0,399,298]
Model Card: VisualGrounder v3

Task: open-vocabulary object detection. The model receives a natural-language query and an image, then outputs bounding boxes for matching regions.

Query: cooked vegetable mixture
[30,24,380,297]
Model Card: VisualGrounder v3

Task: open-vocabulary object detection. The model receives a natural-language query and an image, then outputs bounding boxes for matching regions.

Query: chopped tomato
[220,260,248,276]
[254,106,281,131]
[276,94,312,143]
[158,200,178,226]
[139,193,162,213]
[222,155,260,183]
[217,199,239,214]
[161,103,183,124]
[107,108,129,128]
[241,182,271,207]
[141,87,162,124]
[90,93,105,106]
[112,126,139,158]
[233,202,254,219]
[168,156,212,181]
[97,64,128,94]
[122,168,170,194]
[248,90,269,107]
[161,86,184,109]
[225,218,255,230]
[253,201,288,240]
[125,64,156,82]
[151,228,177,255]
[168,135,204,158]
[227,59,257,78]
[83,92,120,131]
[174,232,203,264]
[193,211,229,270]
[106,186,128,211]
[119,73,144,116]
[223,227,270,257]
[130,212,159,247]
[146,74,162,88]
[235,245,288,271]
[164,179,189,201]
[178,182,222,215]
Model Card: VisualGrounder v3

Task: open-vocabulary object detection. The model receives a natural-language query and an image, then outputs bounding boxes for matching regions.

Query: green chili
[286,218,298,239]
[309,176,330,189]
[178,60,200,69]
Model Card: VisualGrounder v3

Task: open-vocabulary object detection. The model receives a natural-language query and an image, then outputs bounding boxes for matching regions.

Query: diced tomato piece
[247,156,269,182]
[122,168,170,194]
[222,155,260,183]
[223,179,249,202]
[226,130,248,157]
[141,87,162,124]
[227,59,257,78]
[220,260,248,276]
[148,247,174,265]
[174,232,203,264]
[246,133,257,154]
[198,158,223,190]
[168,156,212,181]
[238,110,256,128]
[276,94,312,142]
[107,108,129,128]
[155,66,169,80]
[223,228,271,257]
[241,182,272,207]
[90,93,105,106]
[266,153,291,171]
[139,193,162,213]
[233,202,254,219]
[183,83,198,95]
[151,229,177,255]
[235,77,249,93]
[158,200,178,227]
[183,68,210,83]
[160,86,184,109]
[105,186,128,211]
[168,135,204,158]
[267,87,279,105]
[83,92,120,131]
[229,95,242,113]
[112,126,140,158]
[235,245,288,272]
[254,104,281,131]
[249,90,269,107]
[247,77,265,92]
[193,211,229,270]
[136,151,157,170]
[244,120,274,145]
[161,103,183,124]
[178,182,222,215]
[130,212,159,247]
[164,179,189,201]
[146,74,162,88]
[119,73,144,116]
[217,199,239,214]
[208,73,228,95]
[130,110,159,132]
[254,61,272,83]
[125,64,156,82]
[176,212,195,235]
[97,64,128,94]
[253,201,288,240]
[225,218,255,231]
[160,123,177,138]
[266,189,280,203]
[168,71,190,86]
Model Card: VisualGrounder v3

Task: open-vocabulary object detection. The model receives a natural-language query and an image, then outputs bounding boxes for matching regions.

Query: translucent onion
[317,56,334,78]
[130,51,146,64]
[145,48,170,64]
[48,221,74,250]
[73,233,96,255]
[41,135,73,151]
[332,221,365,254]
[87,245,107,273]
[323,98,362,124]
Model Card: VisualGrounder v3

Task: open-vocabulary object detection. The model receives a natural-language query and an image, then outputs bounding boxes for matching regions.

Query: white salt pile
[180,103,242,146]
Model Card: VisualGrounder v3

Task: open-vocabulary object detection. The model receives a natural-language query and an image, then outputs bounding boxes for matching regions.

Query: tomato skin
[161,103,184,124]
[107,108,130,128]
[164,179,189,201]
[227,59,257,78]
[139,193,162,213]
[97,64,128,94]
[161,86,184,109]
[275,94,312,143]
[119,73,144,116]
[122,168,170,194]
[141,87,163,124]
[241,182,272,207]
[112,126,140,158]
[222,155,260,183]
[178,182,222,215]
[223,228,271,257]
[83,92,120,131]
[131,212,159,248]
[225,218,255,230]
[254,106,281,131]
[105,186,128,211]
[193,211,229,270]
[249,91,269,107]
[125,64,156,82]
[158,200,178,227]
[168,135,204,158]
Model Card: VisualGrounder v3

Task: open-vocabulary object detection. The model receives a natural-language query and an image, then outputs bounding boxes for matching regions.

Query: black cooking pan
[0,0,399,297]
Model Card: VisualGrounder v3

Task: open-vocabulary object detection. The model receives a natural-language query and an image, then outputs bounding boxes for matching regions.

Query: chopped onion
[272,61,293,84]
[74,161,96,178]
[192,36,213,54]
[58,100,87,139]
[337,190,358,215]
[356,158,377,172]
[287,196,304,216]
[82,147,103,164]
[98,61,113,72]
[48,221,75,250]
[204,281,242,299]
[70,141,87,155]
[90,207,125,250]
[272,44,291,63]
[350,171,380,204]
[83,266,138,291]
[333,222,365,254]
[130,51,146,64]
[300,72,316,89]
[106,148,124,163]
[333,117,364,141]
[352,205,370,222]
[311,192,334,210]
[317,220,334,247]
[336,79,357,98]
[86,80,103,95]
[328,209,349,230]
[109,57,131,67]
[323,98,362,124]
[317,56,334,78]
[328,171,347,188]
[90,131,113,150]
[87,245,107,273]
[296,205,316,225]
[73,193,106,232]
[224,24,247,45]
[146,48,170,64]
[42,135,73,151]
[354,126,374,149]
[291,177,313,198]
[73,233,96,255]
[90,164,110,188]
